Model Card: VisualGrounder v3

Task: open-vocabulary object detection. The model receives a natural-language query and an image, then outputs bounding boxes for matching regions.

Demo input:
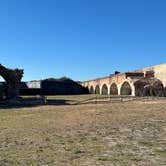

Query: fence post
[43,96,47,105]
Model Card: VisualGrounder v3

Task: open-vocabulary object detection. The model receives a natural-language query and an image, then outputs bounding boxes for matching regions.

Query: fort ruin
[0,64,24,100]
[81,63,166,97]
[1,63,166,99]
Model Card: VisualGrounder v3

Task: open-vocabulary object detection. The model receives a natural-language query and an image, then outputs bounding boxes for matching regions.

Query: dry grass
[0,98,166,165]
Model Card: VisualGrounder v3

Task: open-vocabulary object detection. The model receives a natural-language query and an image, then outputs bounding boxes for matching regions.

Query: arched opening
[0,76,6,100]
[143,84,164,97]
[101,84,108,95]
[120,82,132,95]
[95,85,100,94]
[134,78,165,97]
[143,85,156,96]
[164,87,166,97]
[110,83,118,95]
[0,64,24,100]
[89,86,95,94]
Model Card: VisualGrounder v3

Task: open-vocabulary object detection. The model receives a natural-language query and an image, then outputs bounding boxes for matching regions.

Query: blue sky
[0,0,166,81]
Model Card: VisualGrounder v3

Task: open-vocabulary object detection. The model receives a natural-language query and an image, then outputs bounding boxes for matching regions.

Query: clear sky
[0,0,166,81]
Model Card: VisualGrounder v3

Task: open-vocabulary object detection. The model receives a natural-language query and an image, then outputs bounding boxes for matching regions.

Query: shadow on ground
[0,98,74,109]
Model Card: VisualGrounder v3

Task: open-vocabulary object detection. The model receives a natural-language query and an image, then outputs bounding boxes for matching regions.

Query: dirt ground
[0,99,166,166]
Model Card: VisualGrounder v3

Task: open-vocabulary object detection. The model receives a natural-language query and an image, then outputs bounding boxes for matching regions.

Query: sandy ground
[0,100,166,165]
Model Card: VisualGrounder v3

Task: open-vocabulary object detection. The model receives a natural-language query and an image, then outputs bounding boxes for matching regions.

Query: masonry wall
[81,63,166,96]
[135,64,166,87]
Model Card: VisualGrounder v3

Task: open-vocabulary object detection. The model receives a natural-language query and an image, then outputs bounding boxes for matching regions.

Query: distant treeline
[20,77,89,96]
[41,77,89,95]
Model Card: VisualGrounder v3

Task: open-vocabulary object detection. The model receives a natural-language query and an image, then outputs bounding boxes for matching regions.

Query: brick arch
[0,76,6,99]
[120,81,132,95]
[89,85,95,94]
[164,87,166,97]
[0,64,23,99]
[101,84,108,95]
[110,82,118,95]
[95,85,100,94]
[134,78,165,97]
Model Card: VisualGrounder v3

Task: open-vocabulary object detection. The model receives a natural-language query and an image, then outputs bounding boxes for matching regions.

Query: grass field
[0,96,166,165]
